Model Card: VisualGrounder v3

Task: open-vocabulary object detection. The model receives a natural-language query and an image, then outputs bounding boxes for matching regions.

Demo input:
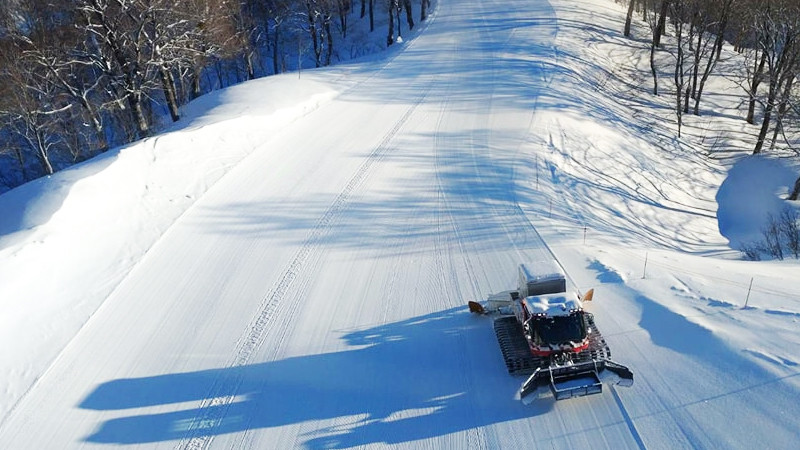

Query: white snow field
[1,0,800,448]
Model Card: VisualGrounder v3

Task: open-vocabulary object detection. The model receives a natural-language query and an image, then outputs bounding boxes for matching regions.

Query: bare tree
[0,51,64,176]
[336,0,350,37]
[145,1,196,122]
[0,0,422,189]
[387,0,396,46]
[780,206,800,258]
[0,39,32,181]
[693,0,735,115]
[745,49,768,124]
[648,0,672,95]
[672,0,688,136]
[76,0,161,137]
[402,0,414,31]
[369,0,375,32]
[245,0,294,75]
[654,0,671,48]
[0,1,92,175]
[303,0,335,67]
[751,1,800,154]
[183,0,242,99]
[421,0,430,22]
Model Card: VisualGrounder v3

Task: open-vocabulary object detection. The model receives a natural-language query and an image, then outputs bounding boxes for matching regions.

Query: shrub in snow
[780,207,800,259]
[738,242,763,261]
[762,213,784,260]
[741,206,800,260]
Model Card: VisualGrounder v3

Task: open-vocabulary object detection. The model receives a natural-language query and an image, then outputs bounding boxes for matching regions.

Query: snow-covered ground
[1,0,799,448]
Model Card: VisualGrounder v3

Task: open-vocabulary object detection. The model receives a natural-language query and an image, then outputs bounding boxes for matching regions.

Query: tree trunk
[654,1,670,48]
[306,2,321,67]
[272,24,281,75]
[649,0,671,95]
[403,0,414,30]
[73,94,106,150]
[421,0,428,22]
[216,60,225,88]
[674,20,684,137]
[690,25,702,103]
[245,50,255,80]
[747,50,767,124]
[769,75,795,151]
[128,92,149,137]
[753,77,778,154]
[715,0,733,60]
[369,0,374,32]
[32,126,54,175]
[387,1,395,46]
[339,0,348,37]
[683,85,691,115]
[84,101,103,137]
[650,40,658,95]
[789,176,800,201]
[11,144,27,181]
[624,0,635,37]
[192,66,202,100]
[694,22,727,115]
[324,13,333,66]
[160,67,180,122]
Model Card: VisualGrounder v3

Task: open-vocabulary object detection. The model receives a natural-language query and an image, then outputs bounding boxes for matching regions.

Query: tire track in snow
[430,31,496,449]
[177,85,432,450]
[428,2,556,444]
[433,114,489,450]
[293,158,426,447]
[438,2,647,445]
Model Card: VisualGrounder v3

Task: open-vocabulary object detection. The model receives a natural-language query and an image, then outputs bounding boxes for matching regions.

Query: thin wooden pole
[744,277,754,308]
[642,252,648,279]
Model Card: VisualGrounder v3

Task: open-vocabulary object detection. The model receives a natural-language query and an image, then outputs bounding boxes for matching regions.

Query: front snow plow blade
[520,359,633,400]
[604,360,634,387]
[520,361,602,400]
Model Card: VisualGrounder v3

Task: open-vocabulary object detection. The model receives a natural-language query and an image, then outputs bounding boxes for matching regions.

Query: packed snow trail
[2,0,799,448]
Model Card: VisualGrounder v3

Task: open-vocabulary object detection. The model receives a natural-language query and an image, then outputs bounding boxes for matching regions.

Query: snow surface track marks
[178,80,434,450]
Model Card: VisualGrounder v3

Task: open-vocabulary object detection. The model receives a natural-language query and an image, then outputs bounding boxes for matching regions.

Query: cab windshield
[535,313,585,343]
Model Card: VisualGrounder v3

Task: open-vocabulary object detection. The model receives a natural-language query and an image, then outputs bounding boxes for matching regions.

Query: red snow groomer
[469,261,633,401]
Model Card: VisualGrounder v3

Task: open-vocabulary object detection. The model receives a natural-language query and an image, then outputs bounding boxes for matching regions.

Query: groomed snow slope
[1,0,799,448]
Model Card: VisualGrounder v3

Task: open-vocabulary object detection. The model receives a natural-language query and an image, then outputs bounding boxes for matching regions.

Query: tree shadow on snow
[79,306,552,447]
[194,129,548,260]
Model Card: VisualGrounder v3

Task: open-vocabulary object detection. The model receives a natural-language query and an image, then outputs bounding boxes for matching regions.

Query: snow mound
[716,156,797,248]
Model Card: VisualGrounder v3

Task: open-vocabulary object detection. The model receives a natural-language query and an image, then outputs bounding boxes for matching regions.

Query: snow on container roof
[524,292,582,316]
[519,260,565,283]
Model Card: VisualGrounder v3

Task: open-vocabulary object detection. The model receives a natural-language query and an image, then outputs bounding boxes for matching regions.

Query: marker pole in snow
[744,277,754,308]
[642,252,648,279]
